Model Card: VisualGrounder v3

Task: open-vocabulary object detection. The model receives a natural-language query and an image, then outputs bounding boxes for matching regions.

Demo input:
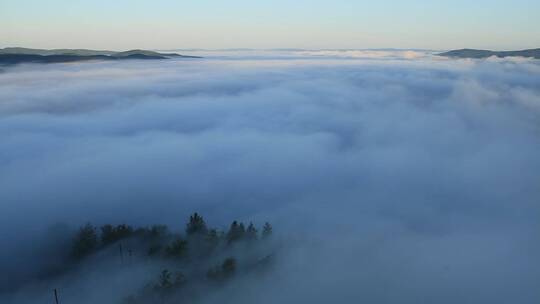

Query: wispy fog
[1,51,539,303]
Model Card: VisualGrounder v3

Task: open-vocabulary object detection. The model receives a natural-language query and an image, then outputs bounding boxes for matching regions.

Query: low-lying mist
[1,51,539,303]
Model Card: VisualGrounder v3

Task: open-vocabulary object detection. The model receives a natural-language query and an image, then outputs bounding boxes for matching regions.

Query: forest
[22,213,275,304]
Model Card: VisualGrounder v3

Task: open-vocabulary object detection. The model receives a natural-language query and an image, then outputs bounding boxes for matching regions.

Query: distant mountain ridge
[0,47,201,64]
[439,48,540,59]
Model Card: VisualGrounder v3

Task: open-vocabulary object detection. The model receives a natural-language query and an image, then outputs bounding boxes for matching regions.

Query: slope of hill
[0,47,202,64]
[0,47,116,56]
[439,48,540,59]
[2,212,275,303]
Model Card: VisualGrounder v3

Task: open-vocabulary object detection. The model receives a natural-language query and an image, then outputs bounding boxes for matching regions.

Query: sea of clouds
[1,50,539,303]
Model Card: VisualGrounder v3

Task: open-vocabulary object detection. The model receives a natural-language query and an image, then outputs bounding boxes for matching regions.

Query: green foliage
[262,222,272,239]
[72,223,98,259]
[246,222,258,241]
[226,221,246,244]
[143,225,169,256]
[148,225,169,239]
[153,269,187,298]
[125,269,187,304]
[222,257,236,277]
[186,212,208,236]
[207,257,237,281]
[165,238,188,258]
[67,213,274,303]
[157,269,173,290]
[100,224,133,246]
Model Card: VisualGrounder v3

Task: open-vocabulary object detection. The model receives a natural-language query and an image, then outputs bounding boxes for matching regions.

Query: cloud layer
[1,53,540,303]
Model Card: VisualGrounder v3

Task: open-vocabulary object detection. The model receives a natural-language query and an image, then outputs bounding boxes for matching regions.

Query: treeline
[71,213,273,260]
[66,213,275,304]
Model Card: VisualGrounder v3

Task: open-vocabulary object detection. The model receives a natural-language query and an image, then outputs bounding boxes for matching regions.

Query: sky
[1,0,539,50]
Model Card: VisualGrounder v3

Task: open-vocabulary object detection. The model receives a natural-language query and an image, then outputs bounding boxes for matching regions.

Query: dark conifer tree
[165,238,188,258]
[186,212,208,236]
[101,224,133,246]
[72,223,98,259]
[115,224,133,239]
[262,222,272,239]
[227,221,243,244]
[246,222,258,241]
[222,257,236,277]
[148,225,169,239]
[100,224,114,244]
[157,269,173,290]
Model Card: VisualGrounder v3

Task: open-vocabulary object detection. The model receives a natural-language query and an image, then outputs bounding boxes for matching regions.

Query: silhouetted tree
[145,225,169,256]
[72,223,98,259]
[262,222,272,239]
[115,224,133,238]
[100,224,134,246]
[222,257,236,277]
[227,221,246,244]
[204,229,220,253]
[165,238,188,258]
[186,212,208,236]
[246,222,258,241]
[101,224,114,243]
[157,269,173,290]
[149,225,169,239]
[207,257,237,281]
[153,269,174,300]
[124,269,185,304]
[58,212,278,304]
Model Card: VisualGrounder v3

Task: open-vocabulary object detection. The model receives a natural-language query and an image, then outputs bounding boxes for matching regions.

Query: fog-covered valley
[1,50,539,303]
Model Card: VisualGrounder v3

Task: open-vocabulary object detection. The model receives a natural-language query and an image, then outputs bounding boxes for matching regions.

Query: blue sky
[1,0,539,50]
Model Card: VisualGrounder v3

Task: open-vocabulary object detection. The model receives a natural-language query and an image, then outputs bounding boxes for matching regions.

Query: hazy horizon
[2,50,540,304]
[4,46,540,52]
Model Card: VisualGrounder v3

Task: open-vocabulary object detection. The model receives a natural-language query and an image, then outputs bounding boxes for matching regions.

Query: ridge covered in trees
[46,213,275,303]
[71,213,273,260]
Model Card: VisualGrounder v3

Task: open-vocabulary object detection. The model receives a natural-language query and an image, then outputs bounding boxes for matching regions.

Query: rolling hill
[439,48,540,59]
[0,47,201,64]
